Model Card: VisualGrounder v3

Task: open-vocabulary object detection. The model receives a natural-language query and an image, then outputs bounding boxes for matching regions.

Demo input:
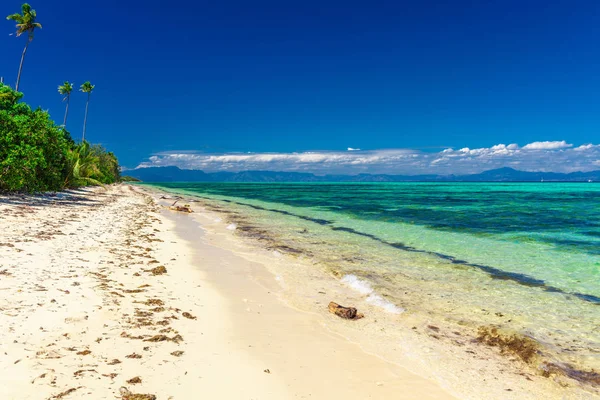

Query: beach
[3,1,600,398]
[0,184,455,399]
[140,182,600,400]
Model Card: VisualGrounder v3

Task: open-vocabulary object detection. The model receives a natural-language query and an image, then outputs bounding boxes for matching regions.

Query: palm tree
[6,3,42,92]
[58,81,73,127]
[80,81,95,141]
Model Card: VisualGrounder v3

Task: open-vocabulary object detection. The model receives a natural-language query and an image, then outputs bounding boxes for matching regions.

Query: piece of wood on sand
[168,204,193,213]
[328,302,364,320]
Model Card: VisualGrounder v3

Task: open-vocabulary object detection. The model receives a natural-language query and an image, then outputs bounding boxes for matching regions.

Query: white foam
[366,294,405,314]
[214,217,222,222]
[341,274,404,314]
[272,250,282,257]
[226,223,237,231]
[341,274,373,295]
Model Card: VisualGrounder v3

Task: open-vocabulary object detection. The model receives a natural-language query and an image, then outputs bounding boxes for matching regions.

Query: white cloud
[347,147,361,151]
[522,140,572,150]
[575,144,600,151]
[136,140,600,175]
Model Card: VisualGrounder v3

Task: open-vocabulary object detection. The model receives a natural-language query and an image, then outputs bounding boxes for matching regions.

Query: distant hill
[127,166,600,183]
[452,167,600,182]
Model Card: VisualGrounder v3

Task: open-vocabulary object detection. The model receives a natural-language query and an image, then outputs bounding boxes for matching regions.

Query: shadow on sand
[0,188,105,208]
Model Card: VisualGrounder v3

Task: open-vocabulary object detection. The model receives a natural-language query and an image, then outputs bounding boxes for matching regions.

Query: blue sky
[1,0,599,173]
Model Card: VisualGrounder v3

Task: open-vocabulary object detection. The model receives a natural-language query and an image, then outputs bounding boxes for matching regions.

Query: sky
[1,0,599,174]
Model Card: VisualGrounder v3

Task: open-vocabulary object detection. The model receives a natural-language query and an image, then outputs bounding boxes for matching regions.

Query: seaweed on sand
[119,387,156,400]
[182,311,196,320]
[476,326,538,363]
[135,318,154,327]
[143,334,183,343]
[121,331,146,340]
[126,376,142,384]
[51,387,82,398]
[73,369,97,377]
[123,288,145,294]
[135,310,153,318]
[144,266,167,275]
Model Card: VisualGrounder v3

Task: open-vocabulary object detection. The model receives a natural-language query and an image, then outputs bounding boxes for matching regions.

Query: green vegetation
[0,84,69,192]
[1,4,120,193]
[80,81,95,141]
[58,81,73,128]
[120,176,142,182]
[6,3,42,92]
[0,83,120,192]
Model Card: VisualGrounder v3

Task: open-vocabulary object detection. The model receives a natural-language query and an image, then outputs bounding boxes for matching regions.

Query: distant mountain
[454,167,600,182]
[127,166,600,183]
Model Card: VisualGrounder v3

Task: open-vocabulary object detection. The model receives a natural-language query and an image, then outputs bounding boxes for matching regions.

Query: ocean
[148,182,600,384]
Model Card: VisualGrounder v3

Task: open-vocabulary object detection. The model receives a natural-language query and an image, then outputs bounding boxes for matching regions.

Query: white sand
[0,185,455,399]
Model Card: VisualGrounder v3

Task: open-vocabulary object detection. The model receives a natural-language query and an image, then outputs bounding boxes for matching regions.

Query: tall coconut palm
[80,81,95,141]
[58,81,73,127]
[6,3,42,92]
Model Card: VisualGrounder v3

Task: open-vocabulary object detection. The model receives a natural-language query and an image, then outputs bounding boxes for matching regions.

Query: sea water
[149,182,600,381]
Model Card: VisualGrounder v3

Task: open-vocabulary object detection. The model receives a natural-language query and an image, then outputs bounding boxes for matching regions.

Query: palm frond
[80,81,95,93]
[58,81,74,97]
[63,142,108,188]
[6,4,41,39]
[6,13,24,22]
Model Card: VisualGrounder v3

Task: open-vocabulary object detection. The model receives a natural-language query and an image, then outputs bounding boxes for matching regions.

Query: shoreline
[0,184,455,399]
[160,189,456,399]
[141,183,600,400]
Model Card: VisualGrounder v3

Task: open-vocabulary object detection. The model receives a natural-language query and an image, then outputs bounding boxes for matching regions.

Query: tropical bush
[0,83,69,191]
[63,142,120,188]
[0,82,120,192]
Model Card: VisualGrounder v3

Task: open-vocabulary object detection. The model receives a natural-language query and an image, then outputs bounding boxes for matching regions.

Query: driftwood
[168,204,193,213]
[328,302,364,320]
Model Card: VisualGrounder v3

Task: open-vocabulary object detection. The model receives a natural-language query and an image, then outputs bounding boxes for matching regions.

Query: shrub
[0,83,70,192]
[0,82,120,192]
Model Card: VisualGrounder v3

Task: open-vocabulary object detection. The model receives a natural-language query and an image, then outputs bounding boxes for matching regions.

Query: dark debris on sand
[126,376,142,384]
[119,387,156,400]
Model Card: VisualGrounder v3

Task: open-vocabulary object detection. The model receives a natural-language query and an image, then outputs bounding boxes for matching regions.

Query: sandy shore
[0,185,455,399]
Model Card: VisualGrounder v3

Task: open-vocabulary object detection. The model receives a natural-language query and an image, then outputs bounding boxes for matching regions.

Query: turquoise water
[149,182,600,373]
[158,182,600,298]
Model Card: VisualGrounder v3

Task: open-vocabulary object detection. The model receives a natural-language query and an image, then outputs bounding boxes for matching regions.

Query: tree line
[1,3,120,192]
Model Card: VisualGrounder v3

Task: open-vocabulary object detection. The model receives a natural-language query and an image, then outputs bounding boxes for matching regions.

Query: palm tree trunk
[15,38,31,92]
[82,94,90,142]
[63,96,70,127]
